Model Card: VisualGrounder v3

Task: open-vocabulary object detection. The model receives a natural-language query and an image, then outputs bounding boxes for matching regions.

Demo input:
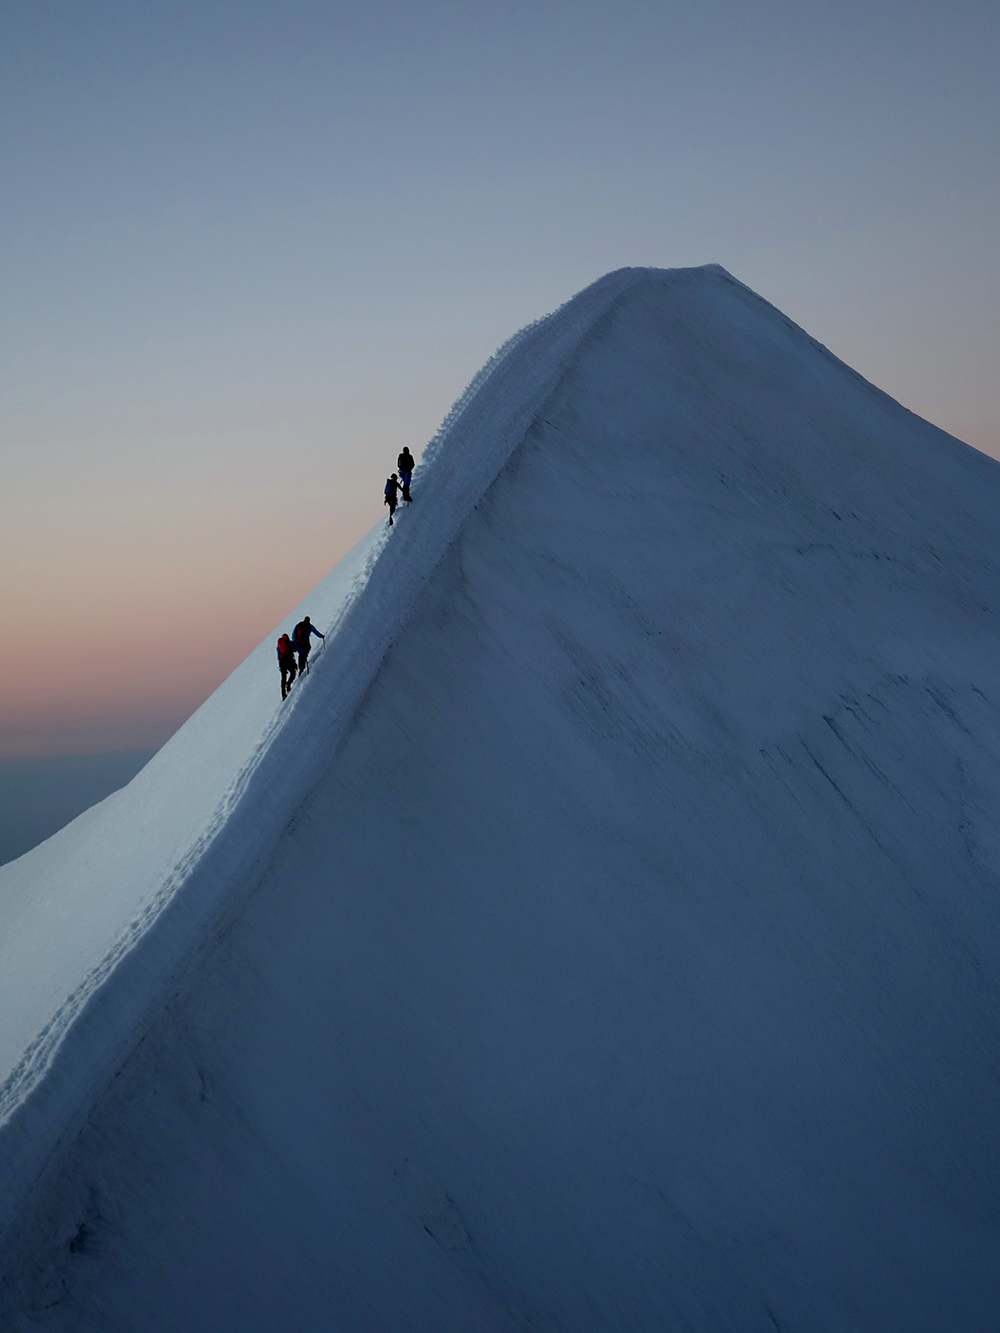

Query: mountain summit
[3,266,1000,1330]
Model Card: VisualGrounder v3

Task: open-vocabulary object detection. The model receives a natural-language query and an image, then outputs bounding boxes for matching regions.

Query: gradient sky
[3,0,998,758]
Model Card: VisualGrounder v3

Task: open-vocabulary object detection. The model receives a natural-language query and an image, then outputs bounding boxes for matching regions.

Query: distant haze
[0,750,156,867]
[3,0,998,758]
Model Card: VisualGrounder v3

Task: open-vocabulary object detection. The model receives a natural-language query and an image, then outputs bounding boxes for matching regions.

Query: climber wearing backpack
[384,474,400,526]
[292,615,325,673]
[397,447,415,503]
[277,633,297,699]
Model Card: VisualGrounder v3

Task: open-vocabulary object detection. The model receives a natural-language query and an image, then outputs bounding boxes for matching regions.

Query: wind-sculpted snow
[4,266,1000,1330]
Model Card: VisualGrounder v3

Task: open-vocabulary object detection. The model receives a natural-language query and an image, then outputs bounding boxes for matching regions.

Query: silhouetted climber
[293,615,325,673]
[397,448,415,503]
[277,634,297,700]
[384,473,400,526]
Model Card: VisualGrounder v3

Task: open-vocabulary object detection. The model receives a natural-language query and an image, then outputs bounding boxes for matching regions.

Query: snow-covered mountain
[3,266,1000,1330]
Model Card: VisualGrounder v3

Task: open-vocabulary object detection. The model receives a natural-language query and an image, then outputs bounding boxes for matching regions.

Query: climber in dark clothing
[292,615,325,673]
[277,633,297,699]
[397,448,415,503]
[384,474,400,525]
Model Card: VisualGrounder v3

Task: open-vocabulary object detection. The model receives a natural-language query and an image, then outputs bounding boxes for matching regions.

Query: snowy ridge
[5,264,1000,1328]
[0,264,679,1242]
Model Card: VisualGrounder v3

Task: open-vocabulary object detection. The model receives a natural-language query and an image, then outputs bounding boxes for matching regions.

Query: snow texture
[3,266,1000,1330]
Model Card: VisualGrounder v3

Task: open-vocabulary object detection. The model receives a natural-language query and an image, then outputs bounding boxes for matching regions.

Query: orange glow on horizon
[1,482,377,758]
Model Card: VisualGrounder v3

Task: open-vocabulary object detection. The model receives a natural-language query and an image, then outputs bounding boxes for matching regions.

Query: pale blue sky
[2,0,999,761]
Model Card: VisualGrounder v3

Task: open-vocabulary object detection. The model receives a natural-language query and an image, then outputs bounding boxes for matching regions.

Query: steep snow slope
[5,267,1000,1330]
[0,265,636,1222]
